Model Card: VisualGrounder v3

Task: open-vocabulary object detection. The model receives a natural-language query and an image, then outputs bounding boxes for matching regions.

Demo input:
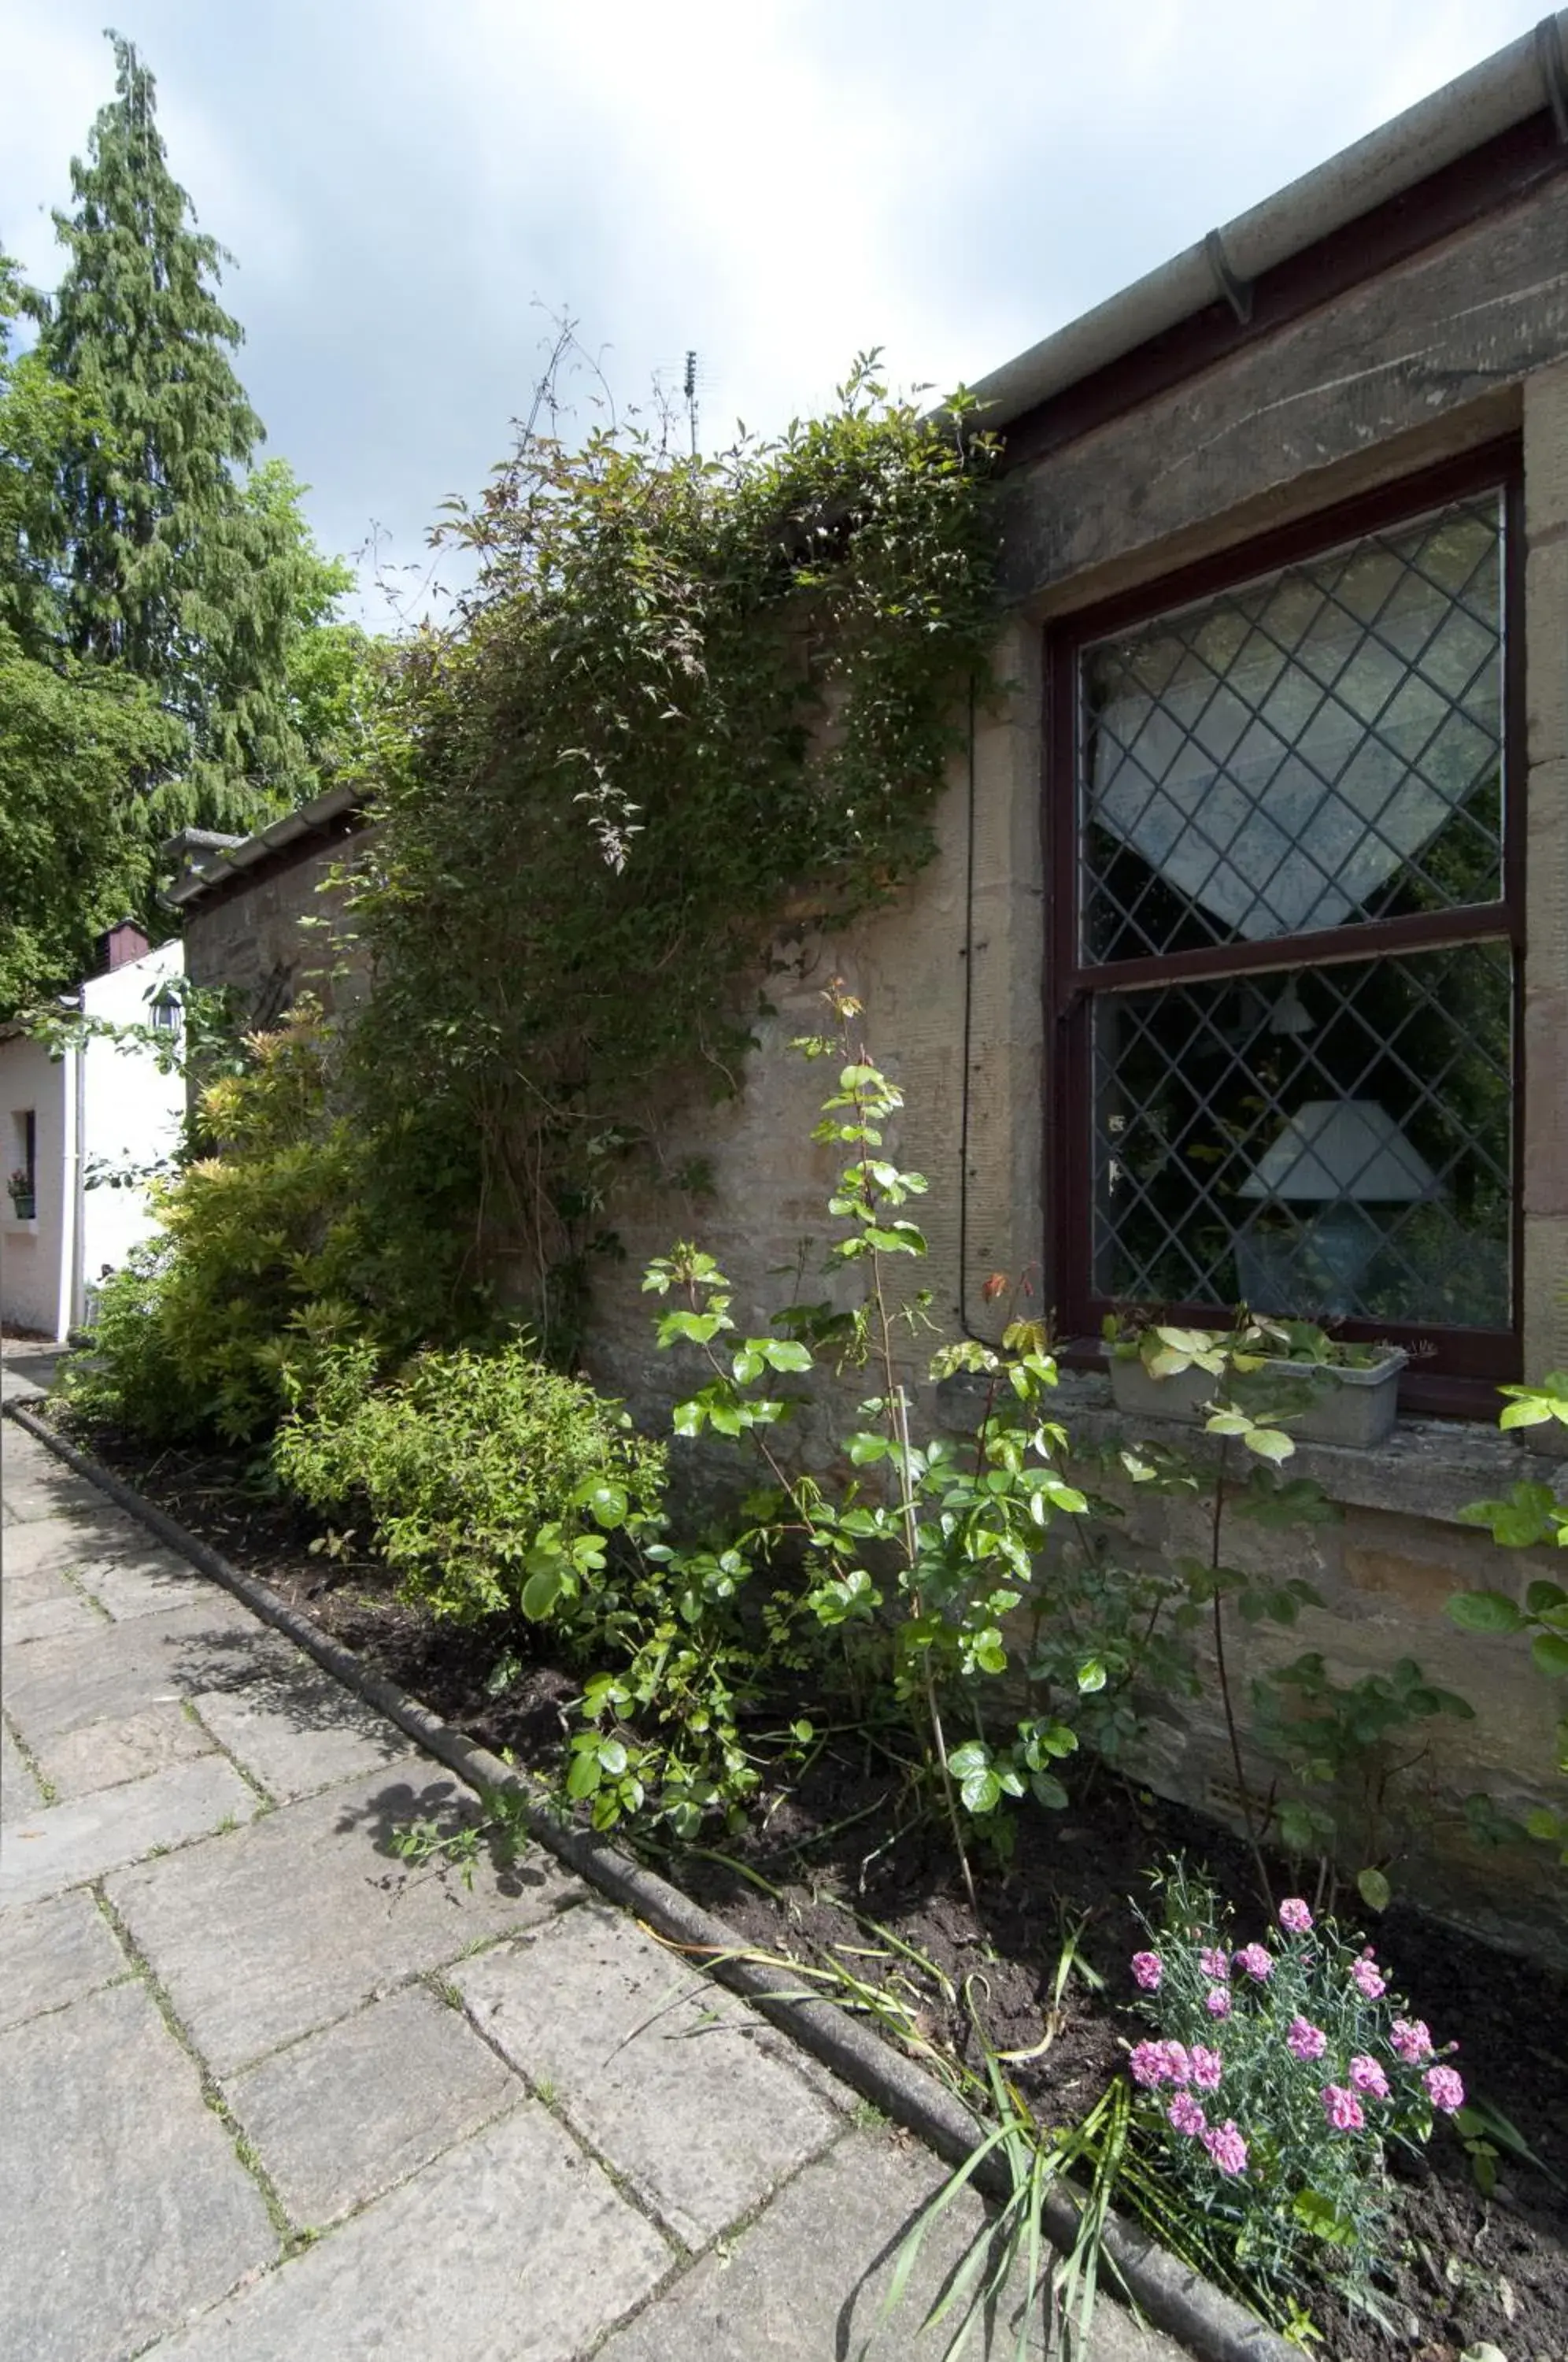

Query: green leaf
[960,1767,1002,1815]
[1075,1657,1108,1694]
[520,1565,564,1620]
[1244,1426,1295,1463]
[566,1748,602,1799]
[1446,1589,1526,1635]
[1355,1866,1391,1912]
[1531,1631,1568,1678]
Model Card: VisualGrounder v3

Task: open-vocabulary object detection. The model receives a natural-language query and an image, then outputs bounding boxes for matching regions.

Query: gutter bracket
[1538,17,1568,142]
[1203,228,1254,324]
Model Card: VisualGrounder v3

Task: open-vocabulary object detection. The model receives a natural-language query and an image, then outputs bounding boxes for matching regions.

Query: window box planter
[1108,1343,1408,1449]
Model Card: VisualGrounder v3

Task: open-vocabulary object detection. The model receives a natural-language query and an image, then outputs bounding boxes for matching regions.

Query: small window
[1047,447,1522,1395]
[9,1109,37,1219]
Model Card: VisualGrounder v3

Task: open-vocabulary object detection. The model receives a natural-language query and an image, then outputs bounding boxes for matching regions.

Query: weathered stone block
[224,1984,518,2227]
[454,1903,841,2249]
[140,2101,668,2362]
[0,1979,276,2362]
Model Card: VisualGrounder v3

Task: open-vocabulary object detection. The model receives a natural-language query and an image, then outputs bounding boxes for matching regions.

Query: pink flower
[1129,2042,1168,2089]
[1349,1957,1386,2000]
[1198,1946,1230,1980]
[1233,1943,1274,1983]
[1189,2044,1223,2092]
[1389,2017,1433,2063]
[1167,2093,1207,2137]
[1426,2065,1465,2114]
[1278,1897,1313,1934]
[1201,2119,1248,2176]
[1205,1985,1232,2019]
[1321,2084,1366,2132]
[1349,2054,1390,2100]
[1131,1950,1163,1991]
[1286,2015,1327,2063]
[1129,2040,1189,2089]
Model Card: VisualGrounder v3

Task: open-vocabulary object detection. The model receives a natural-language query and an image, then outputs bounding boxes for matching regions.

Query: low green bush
[271,1337,666,1624]
[61,1006,372,1443]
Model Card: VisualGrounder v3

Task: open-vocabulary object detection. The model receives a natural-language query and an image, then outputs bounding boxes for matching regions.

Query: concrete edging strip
[2,1398,1293,2362]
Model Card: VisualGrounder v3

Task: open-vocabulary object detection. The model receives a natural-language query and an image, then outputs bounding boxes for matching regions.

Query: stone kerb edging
[2,1398,1293,2362]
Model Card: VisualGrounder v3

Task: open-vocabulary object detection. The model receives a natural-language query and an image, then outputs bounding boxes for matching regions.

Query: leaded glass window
[1051,453,1522,1386]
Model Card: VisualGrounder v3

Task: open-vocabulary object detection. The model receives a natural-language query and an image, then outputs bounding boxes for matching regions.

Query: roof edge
[972,11,1568,432]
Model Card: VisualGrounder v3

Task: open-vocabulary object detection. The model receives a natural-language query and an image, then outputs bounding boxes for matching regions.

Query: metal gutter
[162,782,367,910]
[971,11,1568,432]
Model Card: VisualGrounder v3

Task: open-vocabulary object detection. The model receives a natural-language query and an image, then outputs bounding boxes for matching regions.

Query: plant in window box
[6,1168,35,1220]
[1104,1312,1407,1451]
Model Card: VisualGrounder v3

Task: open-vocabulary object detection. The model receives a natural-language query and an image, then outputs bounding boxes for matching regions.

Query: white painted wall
[0,1030,67,1336]
[0,940,185,1341]
[79,942,185,1309]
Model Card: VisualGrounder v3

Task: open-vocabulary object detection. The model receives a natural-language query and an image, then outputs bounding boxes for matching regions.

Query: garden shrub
[61,1005,372,1443]
[271,1337,667,1625]
[1123,1860,1461,2313]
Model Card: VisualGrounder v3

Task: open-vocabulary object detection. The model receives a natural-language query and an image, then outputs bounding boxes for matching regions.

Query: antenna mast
[683,350,699,461]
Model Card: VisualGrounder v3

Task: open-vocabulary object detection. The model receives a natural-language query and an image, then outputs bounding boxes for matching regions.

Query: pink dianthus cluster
[1201,2119,1248,2176]
[1278,1897,1313,1934]
[1285,2015,1326,2063]
[1189,2043,1223,2092]
[1389,2017,1433,2063]
[1129,2040,1190,2089]
[1321,2084,1366,2133]
[1130,1950,1163,1991]
[1426,2065,1465,2114]
[1204,1985,1232,2019]
[1233,1943,1274,1983]
[1349,2054,1389,2100]
[1349,1952,1386,2000]
[1167,2092,1207,2138]
[1198,1946,1230,1980]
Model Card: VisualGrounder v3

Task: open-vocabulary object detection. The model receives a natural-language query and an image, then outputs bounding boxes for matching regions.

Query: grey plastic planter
[1108,1346,1407,1449]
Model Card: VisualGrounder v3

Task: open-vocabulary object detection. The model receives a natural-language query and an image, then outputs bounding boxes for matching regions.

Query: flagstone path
[1,1372,1191,2361]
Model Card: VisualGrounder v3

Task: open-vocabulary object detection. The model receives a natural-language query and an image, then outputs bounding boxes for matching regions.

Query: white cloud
[0,0,1551,624]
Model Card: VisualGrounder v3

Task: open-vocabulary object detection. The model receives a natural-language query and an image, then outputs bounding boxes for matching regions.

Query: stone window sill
[933,1367,1559,1531]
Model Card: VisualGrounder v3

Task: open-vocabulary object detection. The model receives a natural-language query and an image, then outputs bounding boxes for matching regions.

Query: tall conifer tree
[41,31,313,830]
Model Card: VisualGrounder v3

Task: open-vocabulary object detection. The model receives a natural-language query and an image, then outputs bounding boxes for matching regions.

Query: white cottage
[0,922,186,1341]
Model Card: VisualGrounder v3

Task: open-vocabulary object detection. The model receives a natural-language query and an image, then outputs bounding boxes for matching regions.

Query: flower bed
[41,1405,1568,2360]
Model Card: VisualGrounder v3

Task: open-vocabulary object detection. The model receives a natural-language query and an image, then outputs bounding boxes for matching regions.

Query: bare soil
[50,1416,1568,2361]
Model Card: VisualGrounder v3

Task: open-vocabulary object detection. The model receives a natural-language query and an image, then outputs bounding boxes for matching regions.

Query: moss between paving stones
[2,1398,1292,2362]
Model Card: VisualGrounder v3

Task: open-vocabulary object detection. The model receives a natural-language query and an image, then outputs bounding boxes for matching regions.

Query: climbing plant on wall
[346,346,1000,1352]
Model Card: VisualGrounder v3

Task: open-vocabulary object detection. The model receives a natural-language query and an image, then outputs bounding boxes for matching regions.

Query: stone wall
[181,833,373,1027]
[568,176,1568,1960]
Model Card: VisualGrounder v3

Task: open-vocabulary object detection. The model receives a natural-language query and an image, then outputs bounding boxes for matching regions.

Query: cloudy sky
[0,1,1549,619]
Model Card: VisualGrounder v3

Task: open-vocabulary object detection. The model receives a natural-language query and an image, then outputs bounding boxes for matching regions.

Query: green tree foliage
[36,33,357,832]
[349,350,998,1349]
[0,625,183,1009]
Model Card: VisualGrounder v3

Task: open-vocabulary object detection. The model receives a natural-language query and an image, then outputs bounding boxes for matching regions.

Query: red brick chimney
[98,918,151,971]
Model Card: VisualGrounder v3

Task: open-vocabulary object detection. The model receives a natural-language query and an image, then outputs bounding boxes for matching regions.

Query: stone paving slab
[36,1698,217,1800]
[2,1593,290,1743]
[108,1763,578,2074]
[224,1983,520,2228]
[594,2127,1185,2362]
[1,1714,46,1820]
[0,1976,276,2362]
[142,2099,672,2362]
[2,1512,130,1583]
[189,1662,413,1801]
[455,1901,842,2249]
[0,1749,263,1911]
[1,1568,104,1644]
[0,1886,128,2034]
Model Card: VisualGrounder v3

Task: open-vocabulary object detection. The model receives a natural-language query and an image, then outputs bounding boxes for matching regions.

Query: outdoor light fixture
[1236,1098,1438,1315]
[150,984,181,1035]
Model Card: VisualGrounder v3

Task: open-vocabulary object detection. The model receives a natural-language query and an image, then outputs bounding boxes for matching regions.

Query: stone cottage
[172,18,1568,1953]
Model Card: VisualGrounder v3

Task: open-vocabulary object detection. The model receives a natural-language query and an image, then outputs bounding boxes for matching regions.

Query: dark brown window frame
[1044,439,1525,1419]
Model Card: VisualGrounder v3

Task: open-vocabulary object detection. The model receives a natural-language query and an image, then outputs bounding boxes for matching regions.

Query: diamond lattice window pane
[1080,494,1503,962]
[1091,944,1512,1328]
